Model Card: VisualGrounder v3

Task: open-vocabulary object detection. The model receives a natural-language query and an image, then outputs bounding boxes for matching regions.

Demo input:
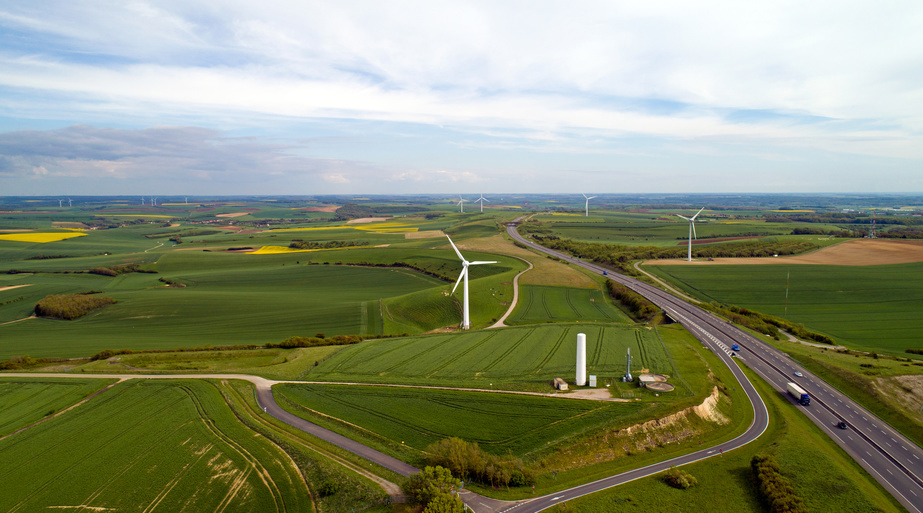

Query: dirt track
[648,239,923,266]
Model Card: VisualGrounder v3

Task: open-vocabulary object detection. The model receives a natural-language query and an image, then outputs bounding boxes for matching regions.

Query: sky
[1,1,922,196]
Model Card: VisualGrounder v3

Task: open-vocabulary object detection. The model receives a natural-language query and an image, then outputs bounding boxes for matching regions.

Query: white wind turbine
[582,193,597,216]
[446,234,497,330]
[475,194,489,212]
[456,195,467,213]
[675,207,706,262]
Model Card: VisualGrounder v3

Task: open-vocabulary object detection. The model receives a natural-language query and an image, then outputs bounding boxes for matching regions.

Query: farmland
[304,323,681,390]
[0,379,310,512]
[506,284,631,324]
[276,384,646,459]
[644,262,923,354]
[0,377,115,436]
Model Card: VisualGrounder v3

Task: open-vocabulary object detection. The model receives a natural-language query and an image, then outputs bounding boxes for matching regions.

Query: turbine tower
[446,234,497,330]
[475,194,489,213]
[675,207,706,262]
[456,195,467,213]
[58,199,63,208]
[582,193,597,217]
[67,198,72,207]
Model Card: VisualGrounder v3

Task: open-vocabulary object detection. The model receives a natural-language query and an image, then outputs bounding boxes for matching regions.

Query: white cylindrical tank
[576,333,587,386]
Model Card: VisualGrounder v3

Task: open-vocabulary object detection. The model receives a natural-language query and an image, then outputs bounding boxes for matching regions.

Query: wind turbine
[67,198,72,207]
[582,193,597,217]
[58,199,63,208]
[675,207,706,262]
[456,195,467,213]
[446,234,497,330]
[475,194,489,213]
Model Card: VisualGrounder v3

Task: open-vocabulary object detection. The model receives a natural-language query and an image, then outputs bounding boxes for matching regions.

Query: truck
[786,382,810,405]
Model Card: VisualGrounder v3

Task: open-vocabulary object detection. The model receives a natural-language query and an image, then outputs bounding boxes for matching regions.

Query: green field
[0,379,309,512]
[507,284,631,324]
[0,254,456,359]
[0,378,115,436]
[645,262,923,354]
[276,384,646,458]
[304,324,680,390]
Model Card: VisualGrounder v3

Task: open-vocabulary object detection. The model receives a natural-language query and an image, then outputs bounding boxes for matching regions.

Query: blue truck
[786,382,810,405]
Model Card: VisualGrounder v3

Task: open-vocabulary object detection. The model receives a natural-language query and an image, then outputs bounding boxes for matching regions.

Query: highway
[506,221,923,513]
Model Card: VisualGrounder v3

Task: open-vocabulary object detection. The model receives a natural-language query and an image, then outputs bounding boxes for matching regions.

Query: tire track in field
[563,289,579,318]
[427,332,499,376]
[534,329,568,373]
[182,384,286,513]
[634,330,648,370]
[480,329,532,373]
[590,329,604,369]
[141,443,214,513]
[0,380,120,443]
[78,420,195,509]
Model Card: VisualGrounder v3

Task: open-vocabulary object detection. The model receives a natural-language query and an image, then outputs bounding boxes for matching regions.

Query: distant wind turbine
[446,234,497,330]
[675,207,706,262]
[582,193,597,217]
[67,198,72,207]
[456,195,467,213]
[58,199,63,208]
[475,194,489,213]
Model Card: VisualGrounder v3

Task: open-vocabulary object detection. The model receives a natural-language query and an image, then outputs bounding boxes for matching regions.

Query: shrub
[427,437,535,488]
[662,467,697,489]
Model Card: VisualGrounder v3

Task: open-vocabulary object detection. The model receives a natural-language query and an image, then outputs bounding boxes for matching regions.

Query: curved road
[507,221,923,513]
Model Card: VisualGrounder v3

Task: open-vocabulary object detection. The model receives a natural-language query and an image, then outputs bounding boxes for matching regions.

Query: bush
[402,466,461,506]
[662,467,697,489]
[427,437,535,488]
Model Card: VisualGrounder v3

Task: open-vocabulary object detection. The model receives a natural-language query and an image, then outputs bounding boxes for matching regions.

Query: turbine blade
[588,196,597,200]
[582,193,588,199]
[675,214,690,221]
[446,234,465,261]
[468,261,498,265]
[691,207,706,220]
[451,267,467,295]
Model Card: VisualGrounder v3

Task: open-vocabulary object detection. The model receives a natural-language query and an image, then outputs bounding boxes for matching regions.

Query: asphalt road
[507,221,923,513]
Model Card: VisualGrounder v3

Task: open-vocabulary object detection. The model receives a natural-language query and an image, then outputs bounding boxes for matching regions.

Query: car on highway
[794,371,803,377]
[838,421,848,430]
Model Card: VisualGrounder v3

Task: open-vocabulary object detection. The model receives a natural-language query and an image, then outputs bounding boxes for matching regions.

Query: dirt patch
[216,212,251,218]
[213,226,244,231]
[51,222,88,229]
[0,284,31,292]
[347,217,390,224]
[648,239,923,266]
[875,375,923,418]
[405,230,445,239]
[565,388,616,401]
[0,229,33,233]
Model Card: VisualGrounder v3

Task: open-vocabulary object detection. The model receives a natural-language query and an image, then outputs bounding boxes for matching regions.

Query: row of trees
[265,334,365,349]
[528,234,818,265]
[288,240,370,250]
[89,263,155,276]
[606,280,659,322]
[426,437,536,489]
[34,293,116,320]
[702,303,836,345]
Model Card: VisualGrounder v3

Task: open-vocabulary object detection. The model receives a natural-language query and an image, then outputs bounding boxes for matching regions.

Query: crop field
[0,379,309,512]
[276,384,647,457]
[646,262,923,354]
[0,254,450,359]
[305,324,676,389]
[0,378,115,436]
[506,284,631,324]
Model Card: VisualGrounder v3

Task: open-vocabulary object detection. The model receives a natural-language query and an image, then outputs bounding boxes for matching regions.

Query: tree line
[35,293,116,320]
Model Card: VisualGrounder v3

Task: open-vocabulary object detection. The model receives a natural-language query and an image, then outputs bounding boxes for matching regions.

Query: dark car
[837,421,848,430]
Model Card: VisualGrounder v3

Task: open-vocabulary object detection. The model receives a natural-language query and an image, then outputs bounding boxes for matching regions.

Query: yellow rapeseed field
[0,232,87,243]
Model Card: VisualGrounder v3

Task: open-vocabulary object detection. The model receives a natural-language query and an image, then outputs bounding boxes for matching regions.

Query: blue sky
[1,1,922,196]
